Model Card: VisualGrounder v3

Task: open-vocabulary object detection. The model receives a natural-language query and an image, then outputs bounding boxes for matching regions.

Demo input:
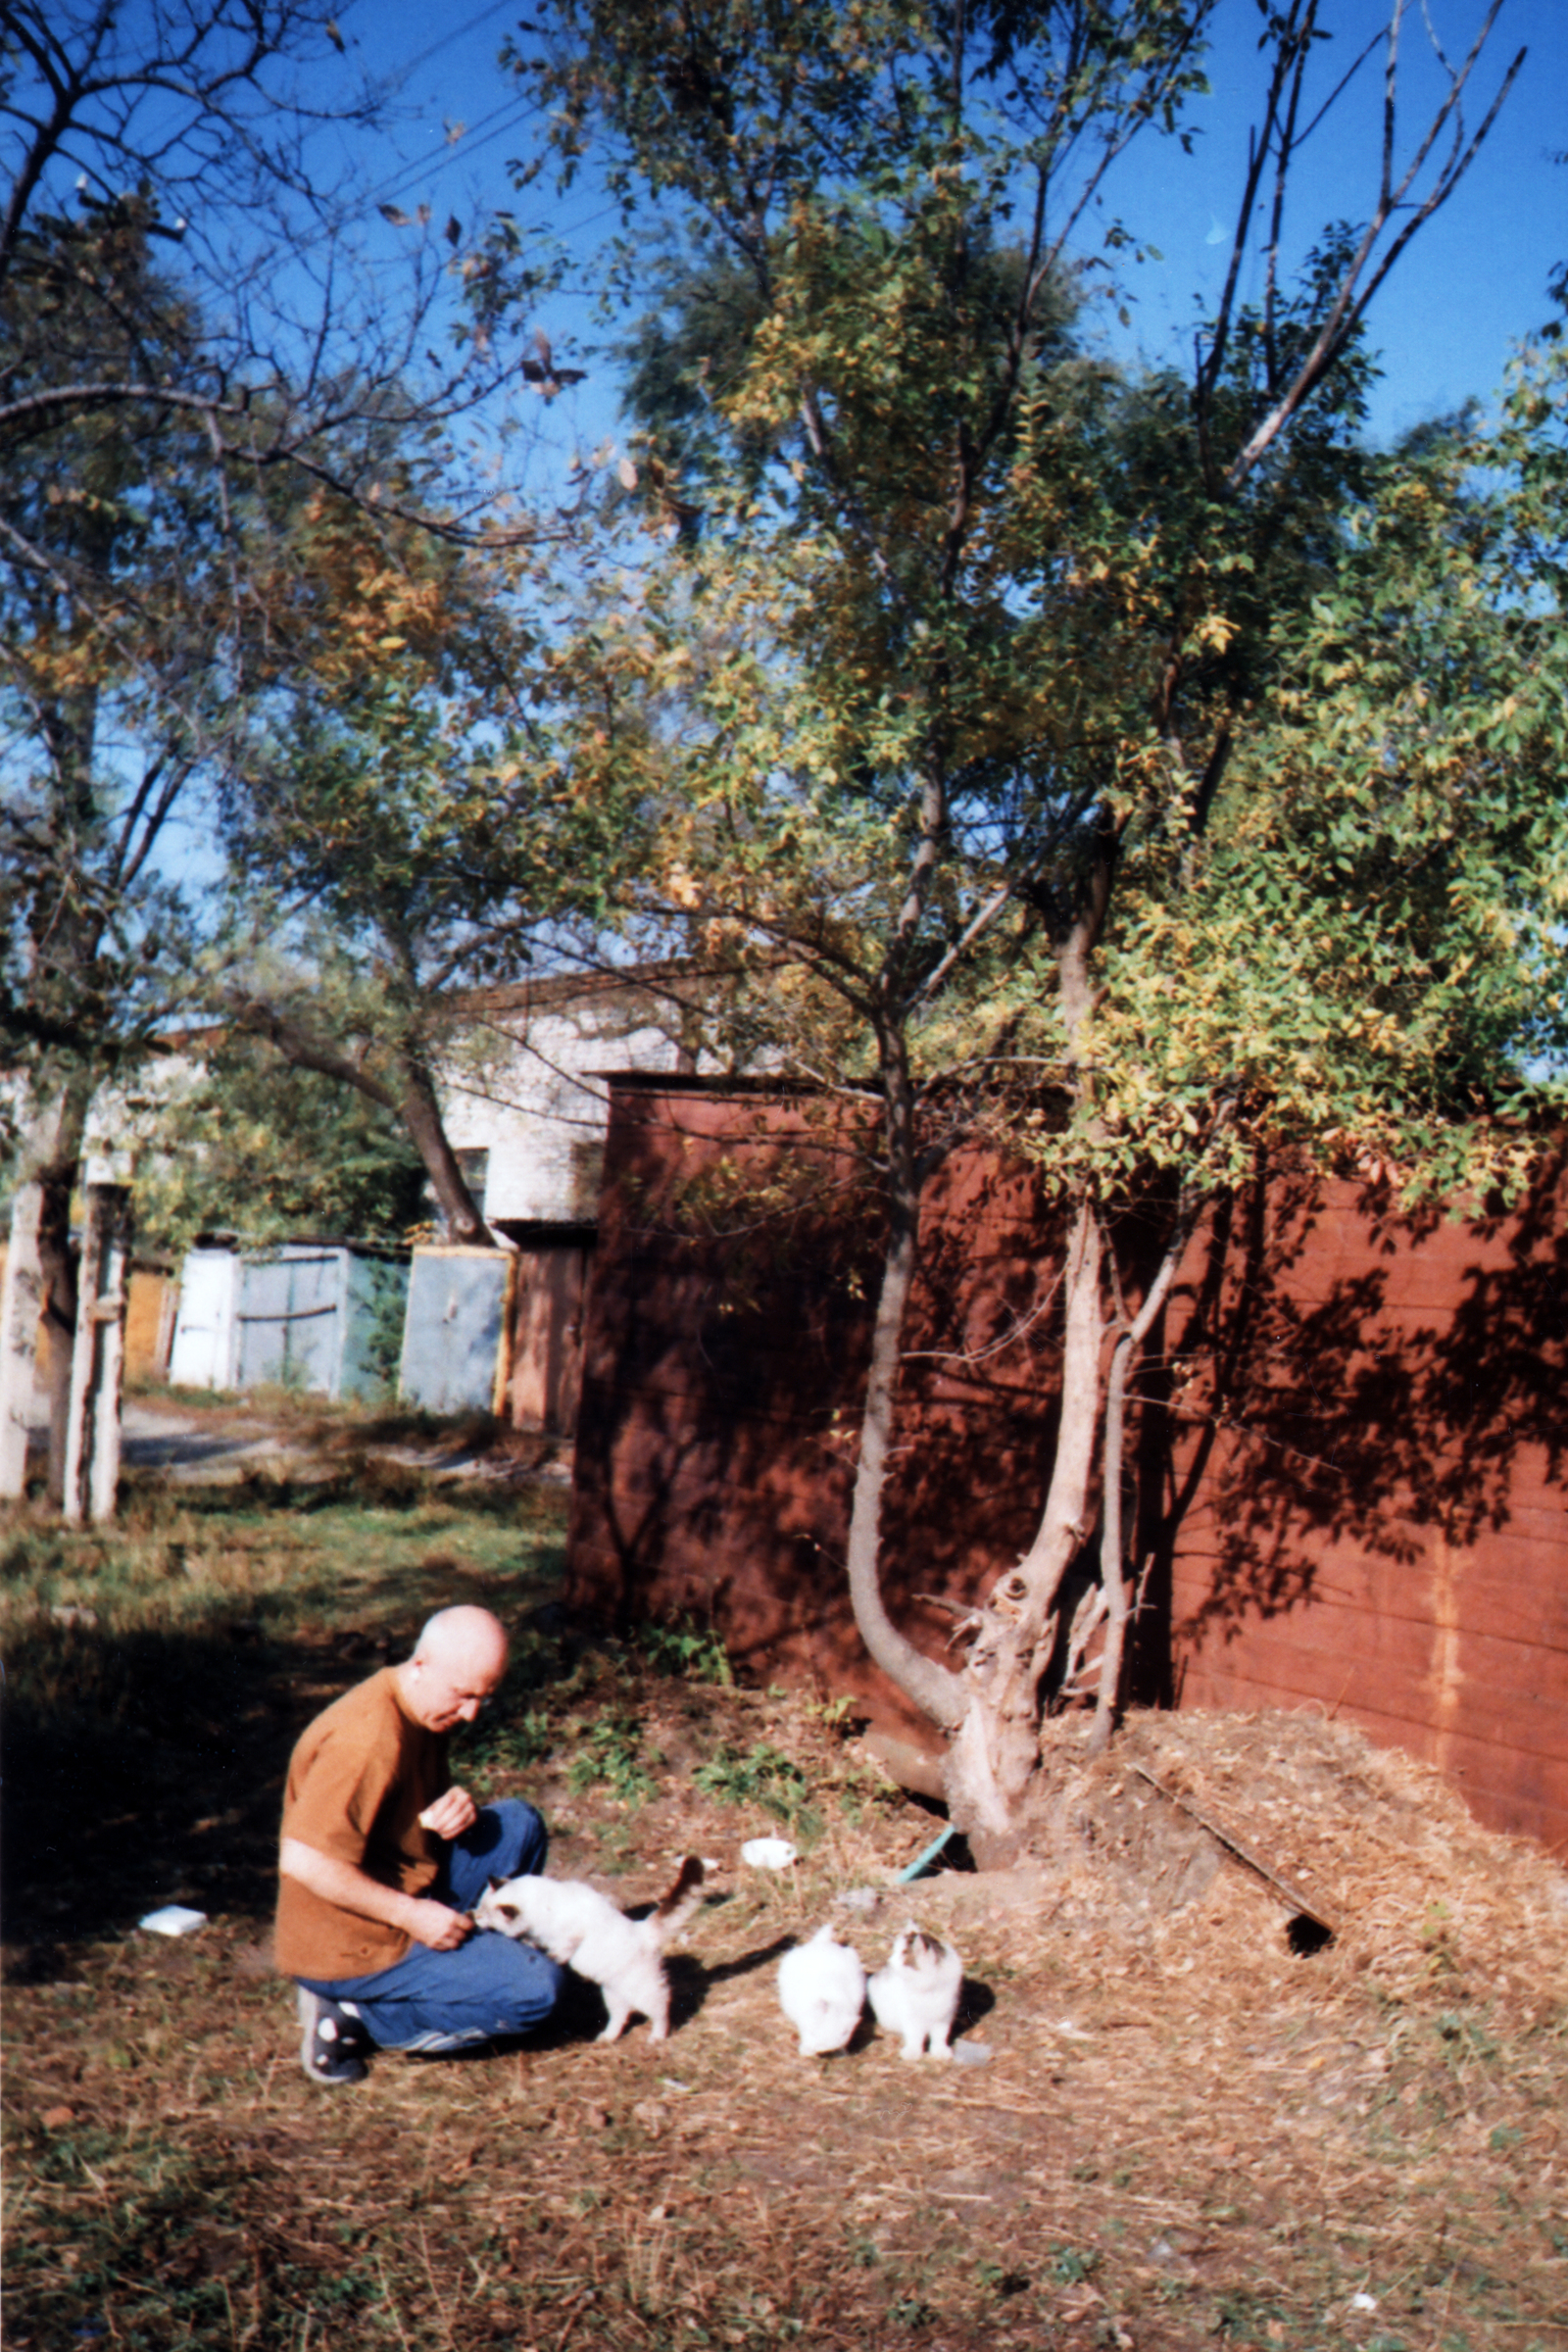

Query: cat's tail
[652,1854,706,1942]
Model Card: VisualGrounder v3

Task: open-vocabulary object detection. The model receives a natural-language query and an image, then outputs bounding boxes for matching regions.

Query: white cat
[777,1924,866,2056]
[474,1856,705,2043]
[868,1924,963,2060]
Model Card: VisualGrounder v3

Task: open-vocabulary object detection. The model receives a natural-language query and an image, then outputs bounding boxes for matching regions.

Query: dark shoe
[297,1987,369,2086]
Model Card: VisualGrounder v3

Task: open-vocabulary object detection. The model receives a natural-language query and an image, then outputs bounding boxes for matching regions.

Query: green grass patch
[1,1473,571,1946]
[564,1710,663,1806]
[630,1611,735,1685]
[692,1740,823,1838]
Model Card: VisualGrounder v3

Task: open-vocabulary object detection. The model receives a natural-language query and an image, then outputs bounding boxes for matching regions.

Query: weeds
[889,2294,939,2327]
[454,1698,556,1776]
[565,1711,662,1806]
[632,1612,734,1686]
[450,1638,565,1775]
[692,1740,823,1836]
[1050,2244,1102,2284]
[976,2260,1032,2299]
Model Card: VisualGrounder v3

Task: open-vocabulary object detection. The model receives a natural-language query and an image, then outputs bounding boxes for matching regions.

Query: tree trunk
[395,1054,495,1248]
[1088,1205,1205,1754]
[1088,1312,1134,1762]
[841,867,1133,1848]
[842,1033,966,1737]
[0,1184,46,1497]
[226,999,495,1247]
[37,1161,79,1507]
[941,881,1117,1839]
[0,1086,90,1502]
[942,1195,1105,1842]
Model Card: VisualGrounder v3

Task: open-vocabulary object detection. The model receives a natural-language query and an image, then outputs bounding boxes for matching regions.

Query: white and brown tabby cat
[474,1856,705,2043]
[867,1924,962,2059]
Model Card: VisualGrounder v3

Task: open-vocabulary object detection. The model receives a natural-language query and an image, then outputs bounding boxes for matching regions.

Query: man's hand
[406,1897,473,1952]
[417,1786,478,1840]
[279,1836,476,1952]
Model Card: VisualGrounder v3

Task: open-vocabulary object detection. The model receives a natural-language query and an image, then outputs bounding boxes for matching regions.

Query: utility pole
[63,1184,132,1524]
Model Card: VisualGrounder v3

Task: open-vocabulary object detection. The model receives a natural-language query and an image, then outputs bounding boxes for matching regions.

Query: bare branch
[1224,4,1522,490]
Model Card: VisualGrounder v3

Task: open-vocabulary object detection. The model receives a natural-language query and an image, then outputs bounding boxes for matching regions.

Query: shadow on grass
[5,1615,333,1952]
[420,1932,802,2057]
[665,1933,798,2034]
[1,1476,572,1959]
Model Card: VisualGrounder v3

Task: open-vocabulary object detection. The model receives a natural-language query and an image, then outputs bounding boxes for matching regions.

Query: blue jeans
[296,1799,565,2054]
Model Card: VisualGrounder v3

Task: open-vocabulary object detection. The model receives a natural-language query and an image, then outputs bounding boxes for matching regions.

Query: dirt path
[120,1399,310,1479]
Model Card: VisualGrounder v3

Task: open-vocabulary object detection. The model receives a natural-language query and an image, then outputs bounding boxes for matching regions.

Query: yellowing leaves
[1192,612,1238,655]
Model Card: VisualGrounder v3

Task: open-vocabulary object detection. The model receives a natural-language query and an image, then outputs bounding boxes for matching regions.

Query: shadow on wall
[565,1093,884,1675]
[567,1086,1568,1823]
[567,1092,1150,1719]
[1137,1146,1568,1665]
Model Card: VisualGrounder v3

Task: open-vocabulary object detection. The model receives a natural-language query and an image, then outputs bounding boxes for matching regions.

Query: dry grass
[4,1474,1567,2351]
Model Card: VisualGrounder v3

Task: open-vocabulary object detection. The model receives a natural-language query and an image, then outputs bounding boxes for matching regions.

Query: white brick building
[437,968,692,1234]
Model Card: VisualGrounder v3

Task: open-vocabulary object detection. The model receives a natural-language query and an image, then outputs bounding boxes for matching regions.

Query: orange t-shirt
[275,1667,447,1980]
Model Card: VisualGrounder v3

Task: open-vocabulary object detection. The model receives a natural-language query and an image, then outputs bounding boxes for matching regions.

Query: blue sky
[336,0,1566,461]
[137,0,1559,894]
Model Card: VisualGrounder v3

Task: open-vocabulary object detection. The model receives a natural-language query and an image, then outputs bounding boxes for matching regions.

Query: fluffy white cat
[473,1856,705,2043]
[868,1924,963,2060]
[777,1924,866,2056]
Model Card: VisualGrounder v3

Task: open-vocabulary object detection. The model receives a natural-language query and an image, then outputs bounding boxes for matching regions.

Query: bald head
[399,1606,509,1732]
[415,1605,508,1674]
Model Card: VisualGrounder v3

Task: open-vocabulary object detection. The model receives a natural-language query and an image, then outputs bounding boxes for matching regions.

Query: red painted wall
[1160,1165,1568,1851]
[566,1082,1568,1854]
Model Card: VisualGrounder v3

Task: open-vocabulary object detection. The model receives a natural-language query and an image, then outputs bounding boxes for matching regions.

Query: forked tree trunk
[846,1179,1112,1853]
[844,896,1129,1851]
[940,897,1117,1837]
[944,1196,1105,1839]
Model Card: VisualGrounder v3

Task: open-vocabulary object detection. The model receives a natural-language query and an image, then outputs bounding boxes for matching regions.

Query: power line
[368,0,520,103]
[307,3,551,239]
[274,92,548,267]
[359,92,548,217]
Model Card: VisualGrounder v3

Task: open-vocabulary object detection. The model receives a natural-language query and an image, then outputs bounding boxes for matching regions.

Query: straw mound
[858,1706,1568,2028]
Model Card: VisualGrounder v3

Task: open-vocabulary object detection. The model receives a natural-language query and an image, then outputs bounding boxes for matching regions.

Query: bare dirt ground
[115,1390,573,1489]
[7,1620,1567,2352]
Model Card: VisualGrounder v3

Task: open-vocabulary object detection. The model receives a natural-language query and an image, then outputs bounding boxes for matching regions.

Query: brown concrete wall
[566,1085,1568,1854]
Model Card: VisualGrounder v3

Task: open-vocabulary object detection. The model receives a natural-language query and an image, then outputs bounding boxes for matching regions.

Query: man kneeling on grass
[276,1603,564,2086]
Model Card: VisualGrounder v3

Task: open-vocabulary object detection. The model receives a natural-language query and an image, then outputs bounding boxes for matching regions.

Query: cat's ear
[486,1876,504,1892]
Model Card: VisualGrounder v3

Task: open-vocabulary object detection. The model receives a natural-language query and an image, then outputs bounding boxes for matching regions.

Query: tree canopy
[499,0,1562,1838]
[0,0,564,1497]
